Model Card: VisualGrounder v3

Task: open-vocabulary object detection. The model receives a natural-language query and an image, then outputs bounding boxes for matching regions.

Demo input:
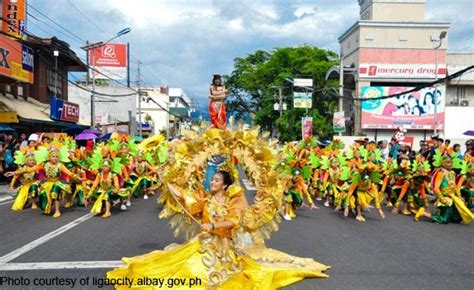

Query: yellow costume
[107,128,330,289]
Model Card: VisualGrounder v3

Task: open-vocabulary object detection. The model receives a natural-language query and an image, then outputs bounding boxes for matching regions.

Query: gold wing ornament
[158,126,284,244]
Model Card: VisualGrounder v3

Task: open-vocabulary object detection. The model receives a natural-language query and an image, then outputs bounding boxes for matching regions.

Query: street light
[81,27,131,129]
[430,30,447,135]
[53,50,59,98]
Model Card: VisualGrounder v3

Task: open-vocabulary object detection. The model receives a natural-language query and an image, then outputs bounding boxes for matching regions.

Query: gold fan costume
[107,127,330,289]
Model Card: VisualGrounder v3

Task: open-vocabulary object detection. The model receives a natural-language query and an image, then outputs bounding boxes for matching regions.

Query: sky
[28,0,474,107]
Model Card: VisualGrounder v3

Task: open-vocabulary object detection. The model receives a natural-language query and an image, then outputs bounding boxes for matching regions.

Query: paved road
[0,182,473,290]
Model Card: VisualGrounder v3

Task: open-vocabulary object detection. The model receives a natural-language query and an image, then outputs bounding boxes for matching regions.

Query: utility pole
[339,52,344,136]
[137,60,142,137]
[431,31,447,136]
[278,87,283,117]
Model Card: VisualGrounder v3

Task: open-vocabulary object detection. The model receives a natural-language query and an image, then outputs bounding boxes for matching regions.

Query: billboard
[2,0,26,39]
[0,34,34,83]
[301,117,312,139]
[293,92,312,108]
[294,78,313,87]
[89,43,127,80]
[359,64,447,79]
[50,97,80,123]
[333,111,346,133]
[361,86,445,130]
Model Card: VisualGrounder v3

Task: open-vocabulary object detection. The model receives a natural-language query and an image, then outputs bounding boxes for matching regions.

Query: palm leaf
[340,166,351,181]
[145,151,155,166]
[346,150,354,160]
[309,152,320,168]
[374,149,382,162]
[359,147,368,161]
[158,145,169,164]
[433,149,442,167]
[320,155,330,170]
[128,140,138,156]
[302,165,312,180]
[90,148,103,170]
[34,147,48,164]
[59,146,71,163]
[109,140,120,152]
[423,160,431,172]
[112,157,123,174]
[14,150,25,165]
[337,152,347,166]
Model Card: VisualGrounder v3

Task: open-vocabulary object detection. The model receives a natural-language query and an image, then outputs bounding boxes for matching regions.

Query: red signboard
[50,97,79,123]
[89,43,127,80]
[61,101,80,122]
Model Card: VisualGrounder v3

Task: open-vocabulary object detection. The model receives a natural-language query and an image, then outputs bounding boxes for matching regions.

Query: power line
[352,65,474,101]
[27,4,86,43]
[66,0,106,33]
[27,5,164,88]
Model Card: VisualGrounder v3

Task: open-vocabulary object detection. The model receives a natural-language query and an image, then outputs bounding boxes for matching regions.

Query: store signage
[359,63,446,79]
[50,97,80,123]
[0,34,34,83]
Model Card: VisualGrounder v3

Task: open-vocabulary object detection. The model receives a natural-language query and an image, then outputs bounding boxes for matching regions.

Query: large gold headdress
[159,126,283,241]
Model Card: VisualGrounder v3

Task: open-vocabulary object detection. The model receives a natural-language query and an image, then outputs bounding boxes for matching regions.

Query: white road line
[0,200,13,206]
[240,178,256,191]
[0,195,13,202]
[0,213,94,264]
[0,261,123,271]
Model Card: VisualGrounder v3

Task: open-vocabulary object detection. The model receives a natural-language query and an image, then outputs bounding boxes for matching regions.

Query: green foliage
[34,147,48,164]
[112,157,123,174]
[302,165,312,179]
[340,166,351,181]
[337,152,347,166]
[144,151,155,166]
[14,150,25,166]
[320,155,330,170]
[309,152,320,168]
[225,45,339,141]
[157,144,169,164]
[90,148,103,170]
[59,147,71,163]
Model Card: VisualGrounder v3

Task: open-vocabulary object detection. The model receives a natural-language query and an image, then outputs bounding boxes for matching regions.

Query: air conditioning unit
[460,100,470,107]
[449,100,458,105]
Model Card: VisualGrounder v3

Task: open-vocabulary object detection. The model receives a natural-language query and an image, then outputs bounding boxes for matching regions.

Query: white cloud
[29,0,473,104]
[228,18,244,31]
[294,5,318,18]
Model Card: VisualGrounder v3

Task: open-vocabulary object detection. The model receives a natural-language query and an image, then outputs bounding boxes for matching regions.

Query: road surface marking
[240,178,256,191]
[0,195,13,202]
[0,200,13,206]
[0,213,94,264]
[0,261,123,271]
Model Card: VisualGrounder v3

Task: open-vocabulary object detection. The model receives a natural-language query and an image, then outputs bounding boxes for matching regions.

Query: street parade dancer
[9,150,39,211]
[6,145,81,218]
[416,153,474,224]
[107,126,330,289]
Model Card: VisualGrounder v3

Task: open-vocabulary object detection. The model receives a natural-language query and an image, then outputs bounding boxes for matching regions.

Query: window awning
[0,94,52,123]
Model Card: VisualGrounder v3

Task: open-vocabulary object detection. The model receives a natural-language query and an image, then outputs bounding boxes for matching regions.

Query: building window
[399,34,408,41]
[365,33,374,40]
[47,69,62,98]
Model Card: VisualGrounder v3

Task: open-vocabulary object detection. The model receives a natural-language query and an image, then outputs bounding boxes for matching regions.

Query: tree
[225,45,339,141]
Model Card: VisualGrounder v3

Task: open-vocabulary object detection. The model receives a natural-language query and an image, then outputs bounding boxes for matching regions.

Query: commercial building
[0,34,86,133]
[327,0,473,147]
